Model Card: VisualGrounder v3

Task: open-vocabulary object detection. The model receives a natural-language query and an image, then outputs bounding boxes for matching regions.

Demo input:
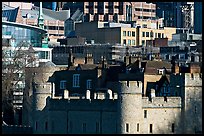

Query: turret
[117,80,143,134]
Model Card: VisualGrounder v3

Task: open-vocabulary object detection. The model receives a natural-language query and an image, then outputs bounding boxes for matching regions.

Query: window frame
[86,79,92,89]
[73,74,80,88]
[60,80,67,89]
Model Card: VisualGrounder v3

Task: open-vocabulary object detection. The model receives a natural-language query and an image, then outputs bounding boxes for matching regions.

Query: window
[123,31,126,36]
[86,79,92,89]
[132,40,135,45]
[155,33,157,38]
[142,32,145,37]
[35,121,38,130]
[132,31,135,37]
[73,74,80,87]
[150,31,154,37]
[123,39,126,45]
[162,33,164,38]
[126,123,129,133]
[60,80,67,89]
[158,33,161,38]
[128,39,131,45]
[142,40,145,46]
[82,123,86,133]
[127,31,131,36]
[137,123,139,132]
[45,121,48,131]
[146,32,149,37]
[143,24,147,28]
[144,110,147,118]
[150,124,153,133]
[172,123,174,133]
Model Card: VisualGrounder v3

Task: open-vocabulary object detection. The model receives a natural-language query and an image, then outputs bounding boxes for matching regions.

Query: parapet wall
[48,98,117,112]
[185,73,202,87]
[142,97,182,108]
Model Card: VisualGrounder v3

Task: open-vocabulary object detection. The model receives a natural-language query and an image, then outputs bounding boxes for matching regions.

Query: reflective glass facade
[2,21,46,47]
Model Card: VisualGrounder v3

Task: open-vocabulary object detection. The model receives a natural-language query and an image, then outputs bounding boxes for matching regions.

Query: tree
[2,40,38,125]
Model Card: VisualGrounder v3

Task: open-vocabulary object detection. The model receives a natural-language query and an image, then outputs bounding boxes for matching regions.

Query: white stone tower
[117,80,143,134]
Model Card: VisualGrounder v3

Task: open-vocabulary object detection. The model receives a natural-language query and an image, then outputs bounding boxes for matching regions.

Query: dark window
[137,123,139,132]
[35,121,38,130]
[132,31,135,37]
[142,32,145,37]
[123,39,126,44]
[158,33,161,38]
[172,123,174,133]
[144,110,147,118]
[146,32,149,37]
[126,123,129,133]
[45,121,48,131]
[150,124,153,133]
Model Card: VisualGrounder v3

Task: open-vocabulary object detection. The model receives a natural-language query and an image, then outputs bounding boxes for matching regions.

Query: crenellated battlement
[185,73,202,87]
[142,97,182,108]
[120,80,142,94]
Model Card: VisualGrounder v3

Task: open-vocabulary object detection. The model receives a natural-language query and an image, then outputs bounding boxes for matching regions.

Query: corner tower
[117,80,143,134]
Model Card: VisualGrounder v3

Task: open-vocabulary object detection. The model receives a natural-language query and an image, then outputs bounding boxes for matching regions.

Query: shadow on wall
[157,88,202,134]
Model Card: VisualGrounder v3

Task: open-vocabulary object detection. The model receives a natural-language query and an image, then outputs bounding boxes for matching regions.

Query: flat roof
[2,21,47,34]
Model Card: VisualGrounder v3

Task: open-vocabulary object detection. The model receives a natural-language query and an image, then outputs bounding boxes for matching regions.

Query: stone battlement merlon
[185,73,202,86]
[142,97,182,108]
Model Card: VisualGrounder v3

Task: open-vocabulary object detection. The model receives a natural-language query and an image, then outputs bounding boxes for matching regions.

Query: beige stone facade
[75,21,176,46]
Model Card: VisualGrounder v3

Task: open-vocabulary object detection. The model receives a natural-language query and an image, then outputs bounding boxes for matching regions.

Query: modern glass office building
[2,21,52,61]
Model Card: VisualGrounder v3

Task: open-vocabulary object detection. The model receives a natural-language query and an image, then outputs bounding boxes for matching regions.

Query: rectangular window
[143,24,147,28]
[132,31,135,37]
[127,31,131,36]
[142,32,145,37]
[128,39,131,45]
[86,79,92,89]
[45,121,48,131]
[123,31,126,36]
[172,123,174,133]
[60,80,67,89]
[123,39,126,45]
[82,123,86,133]
[158,33,161,38]
[126,123,129,133]
[146,32,149,37]
[142,40,145,46]
[35,121,38,130]
[132,40,135,45]
[144,110,147,118]
[137,123,139,132]
[155,33,157,38]
[73,74,80,87]
[150,124,153,133]
[162,33,164,38]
